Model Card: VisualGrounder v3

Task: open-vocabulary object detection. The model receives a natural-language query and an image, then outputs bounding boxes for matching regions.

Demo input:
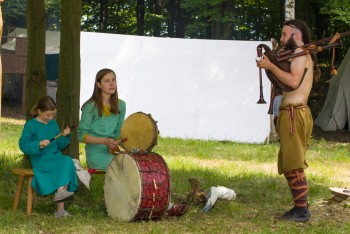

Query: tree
[45,0,61,30]
[320,0,350,25]
[153,0,165,36]
[0,0,3,117]
[284,0,295,20]
[1,0,26,29]
[81,0,137,34]
[56,0,82,159]
[26,0,46,120]
[137,0,145,35]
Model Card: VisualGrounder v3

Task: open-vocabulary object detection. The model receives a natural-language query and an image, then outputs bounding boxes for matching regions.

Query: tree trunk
[175,0,186,38]
[0,1,3,117]
[154,0,164,37]
[99,0,109,32]
[23,0,46,167]
[56,0,82,159]
[137,0,145,36]
[26,0,46,120]
[168,0,175,37]
[223,1,233,40]
[284,0,295,20]
[211,3,224,39]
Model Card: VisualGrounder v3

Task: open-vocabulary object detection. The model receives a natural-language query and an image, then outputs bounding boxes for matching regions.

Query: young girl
[19,96,78,218]
[78,68,126,170]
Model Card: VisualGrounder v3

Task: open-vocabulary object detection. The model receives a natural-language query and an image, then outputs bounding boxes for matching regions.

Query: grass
[1,117,350,233]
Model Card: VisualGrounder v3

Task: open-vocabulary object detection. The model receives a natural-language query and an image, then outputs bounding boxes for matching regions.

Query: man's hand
[256,53,273,70]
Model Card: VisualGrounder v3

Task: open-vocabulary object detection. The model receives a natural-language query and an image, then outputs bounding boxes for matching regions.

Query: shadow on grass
[2,156,349,233]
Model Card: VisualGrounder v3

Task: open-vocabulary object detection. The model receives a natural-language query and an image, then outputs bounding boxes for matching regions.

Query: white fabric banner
[81,32,271,143]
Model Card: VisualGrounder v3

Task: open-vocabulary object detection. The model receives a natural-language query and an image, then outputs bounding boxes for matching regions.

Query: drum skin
[120,112,158,153]
[104,153,171,222]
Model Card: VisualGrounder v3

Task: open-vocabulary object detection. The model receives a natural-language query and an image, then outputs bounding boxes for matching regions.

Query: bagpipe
[256,31,349,114]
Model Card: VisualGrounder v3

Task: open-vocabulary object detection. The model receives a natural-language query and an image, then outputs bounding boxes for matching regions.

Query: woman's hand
[104,138,118,149]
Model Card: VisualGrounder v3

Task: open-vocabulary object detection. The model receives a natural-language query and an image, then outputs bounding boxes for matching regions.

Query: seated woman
[78,68,126,170]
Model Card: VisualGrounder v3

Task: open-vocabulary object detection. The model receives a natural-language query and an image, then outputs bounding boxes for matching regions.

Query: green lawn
[0,118,350,233]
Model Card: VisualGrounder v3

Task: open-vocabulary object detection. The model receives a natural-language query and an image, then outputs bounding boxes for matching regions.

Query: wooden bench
[12,168,105,216]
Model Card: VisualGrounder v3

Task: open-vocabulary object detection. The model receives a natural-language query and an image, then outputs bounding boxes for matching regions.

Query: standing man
[256,19,319,222]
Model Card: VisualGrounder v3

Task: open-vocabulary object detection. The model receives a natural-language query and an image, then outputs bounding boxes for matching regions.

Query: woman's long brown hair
[82,68,120,116]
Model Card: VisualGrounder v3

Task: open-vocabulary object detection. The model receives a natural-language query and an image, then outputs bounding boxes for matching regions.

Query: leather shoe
[166,203,189,217]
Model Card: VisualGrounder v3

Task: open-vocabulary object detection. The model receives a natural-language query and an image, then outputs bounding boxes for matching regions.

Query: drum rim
[120,111,159,152]
[104,153,142,221]
[104,152,172,222]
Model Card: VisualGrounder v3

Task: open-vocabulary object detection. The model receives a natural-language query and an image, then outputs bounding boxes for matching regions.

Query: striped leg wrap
[284,170,308,208]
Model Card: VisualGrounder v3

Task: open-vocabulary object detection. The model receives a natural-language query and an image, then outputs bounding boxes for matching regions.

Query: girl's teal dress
[78,100,126,170]
[19,118,78,196]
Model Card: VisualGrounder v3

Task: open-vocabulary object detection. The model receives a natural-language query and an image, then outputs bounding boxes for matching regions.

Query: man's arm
[258,48,307,89]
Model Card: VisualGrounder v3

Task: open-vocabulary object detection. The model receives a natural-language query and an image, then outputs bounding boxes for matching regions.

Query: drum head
[120,112,158,152]
[104,154,141,221]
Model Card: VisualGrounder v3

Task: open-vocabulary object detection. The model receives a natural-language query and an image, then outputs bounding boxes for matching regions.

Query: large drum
[120,112,159,153]
[104,152,171,222]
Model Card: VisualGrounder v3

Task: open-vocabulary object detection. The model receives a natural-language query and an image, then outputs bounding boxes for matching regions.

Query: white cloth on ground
[202,186,236,213]
[72,159,91,190]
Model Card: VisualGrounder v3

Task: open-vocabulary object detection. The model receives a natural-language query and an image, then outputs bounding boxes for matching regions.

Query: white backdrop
[80,32,271,143]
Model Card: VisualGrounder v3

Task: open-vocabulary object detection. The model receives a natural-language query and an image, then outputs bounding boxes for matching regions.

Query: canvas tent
[314,48,350,131]
[1,28,60,106]
[2,27,60,54]
[1,28,60,81]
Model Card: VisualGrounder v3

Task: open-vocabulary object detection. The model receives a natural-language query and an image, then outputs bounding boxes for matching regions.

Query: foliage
[181,0,282,40]
[2,0,350,42]
[1,0,26,28]
[45,0,61,30]
[320,0,350,25]
[81,0,138,34]
[1,0,61,30]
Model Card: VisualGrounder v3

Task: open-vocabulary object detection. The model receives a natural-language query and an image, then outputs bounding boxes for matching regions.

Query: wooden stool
[12,167,105,215]
[12,168,34,216]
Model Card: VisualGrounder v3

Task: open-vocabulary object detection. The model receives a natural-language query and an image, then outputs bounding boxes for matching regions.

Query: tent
[314,48,350,131]
[1,28,60,81]
[1,28,60,54]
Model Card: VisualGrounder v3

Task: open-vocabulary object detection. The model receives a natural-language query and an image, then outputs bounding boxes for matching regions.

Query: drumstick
[118,137,128,145]
[40,125,76,148]
[109,137,128,154]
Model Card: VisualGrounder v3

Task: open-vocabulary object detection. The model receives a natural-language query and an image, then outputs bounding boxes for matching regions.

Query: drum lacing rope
[279,105,306,134]
[148,206,155,219]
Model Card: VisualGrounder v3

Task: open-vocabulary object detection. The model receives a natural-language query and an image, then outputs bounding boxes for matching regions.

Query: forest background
[2,0,350,120]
